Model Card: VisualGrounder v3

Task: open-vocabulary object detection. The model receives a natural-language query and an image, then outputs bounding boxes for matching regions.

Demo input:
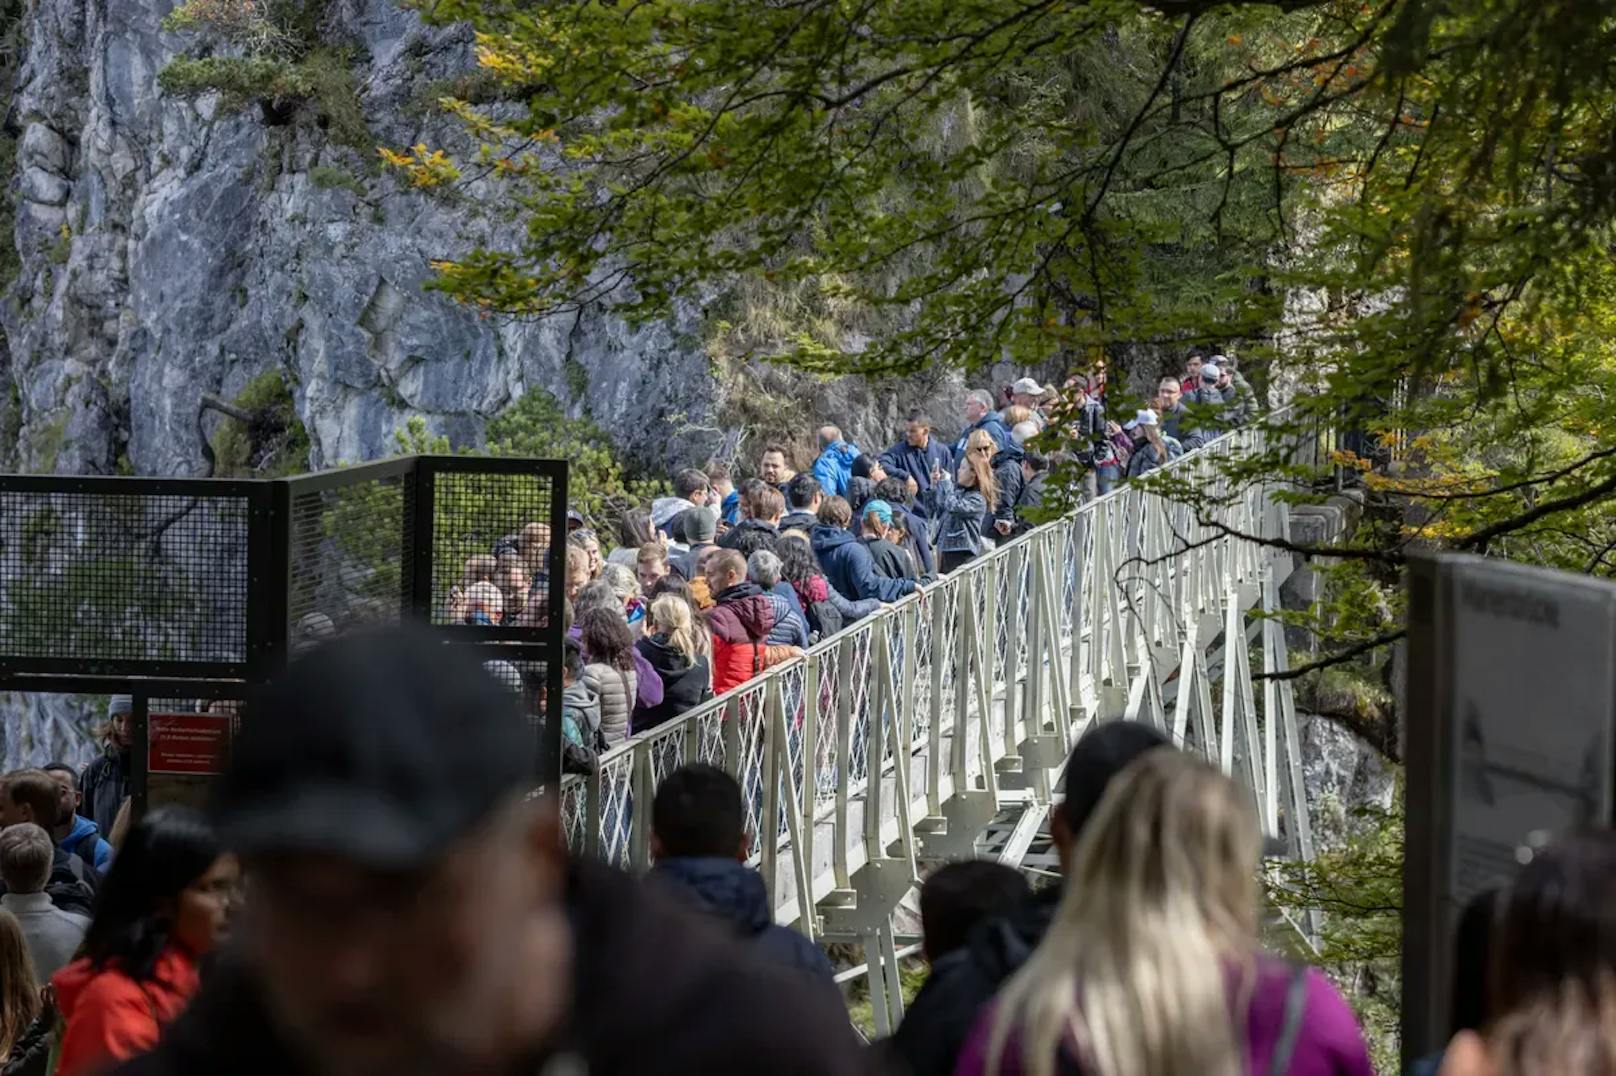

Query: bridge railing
[562,415,1315,927]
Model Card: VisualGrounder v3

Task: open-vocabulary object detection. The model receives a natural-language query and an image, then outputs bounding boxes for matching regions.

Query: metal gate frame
[0,455,569,808]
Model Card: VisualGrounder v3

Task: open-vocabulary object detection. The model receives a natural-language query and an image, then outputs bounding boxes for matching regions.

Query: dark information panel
[1403,554,1616,1064]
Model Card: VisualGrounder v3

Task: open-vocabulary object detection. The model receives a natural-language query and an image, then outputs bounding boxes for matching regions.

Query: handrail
[568,407,1299,765]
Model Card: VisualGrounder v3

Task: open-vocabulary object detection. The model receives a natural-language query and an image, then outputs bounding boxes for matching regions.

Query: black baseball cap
[213,626,535,869]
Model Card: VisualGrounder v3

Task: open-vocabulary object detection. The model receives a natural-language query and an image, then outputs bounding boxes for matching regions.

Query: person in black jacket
[918,859,1029,965]
[879,720,1172,1076]
[717,485,784,557]
[983,440,1025,544]
[1009,451,1050,538]
[874,477,935,576]
[810,497,917,604]
[115,627,863,1076]
[649,764,835,986]
[859,501,916,581]
[780,473,822,534]
[879,411,954,502]
[79,696,132,839]
[633,594,713,733]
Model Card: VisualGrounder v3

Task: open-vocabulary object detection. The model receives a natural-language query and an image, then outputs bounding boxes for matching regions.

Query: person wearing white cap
[1009,377,1050,413]
[1122,408,1182,478]
[1214,354,1258,426]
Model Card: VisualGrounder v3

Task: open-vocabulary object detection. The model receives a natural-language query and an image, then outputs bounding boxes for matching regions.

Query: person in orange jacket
[52,808,237,1076]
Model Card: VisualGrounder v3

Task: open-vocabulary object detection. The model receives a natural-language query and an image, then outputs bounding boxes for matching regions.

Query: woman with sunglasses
[927,428,1000,573]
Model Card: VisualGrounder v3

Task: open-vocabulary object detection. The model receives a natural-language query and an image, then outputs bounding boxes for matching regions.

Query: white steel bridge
[561,420,1317,1031]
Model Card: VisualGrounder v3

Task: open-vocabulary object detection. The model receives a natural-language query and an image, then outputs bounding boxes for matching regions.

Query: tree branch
[1457,469,1616,554]
[1254,628,1406,683]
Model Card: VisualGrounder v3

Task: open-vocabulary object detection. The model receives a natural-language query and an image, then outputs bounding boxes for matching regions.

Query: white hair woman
[957,750,1373,1076]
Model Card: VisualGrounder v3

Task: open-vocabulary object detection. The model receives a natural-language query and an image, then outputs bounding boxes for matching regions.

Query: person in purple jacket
[954,749,1373,1076]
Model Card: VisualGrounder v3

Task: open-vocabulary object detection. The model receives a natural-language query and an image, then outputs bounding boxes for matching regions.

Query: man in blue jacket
[810,425,861,498]
[650,763,836,988]
[43,763,112,871]
[808,497,917,604]
[879,411,954,502]
[953,390,1012,463]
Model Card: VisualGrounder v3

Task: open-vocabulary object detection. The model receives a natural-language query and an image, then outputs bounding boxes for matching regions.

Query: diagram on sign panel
[1458,702,1603,824]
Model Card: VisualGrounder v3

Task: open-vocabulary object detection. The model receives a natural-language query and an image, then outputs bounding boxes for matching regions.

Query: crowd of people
[0,717,237,1076]
[0,628,1608,1075]
[452,360,1264,768]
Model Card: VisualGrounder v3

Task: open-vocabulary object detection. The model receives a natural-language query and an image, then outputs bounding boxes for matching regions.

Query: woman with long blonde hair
[957,750,1372,1076]
[632,592,714,732]
[927,428,999,573]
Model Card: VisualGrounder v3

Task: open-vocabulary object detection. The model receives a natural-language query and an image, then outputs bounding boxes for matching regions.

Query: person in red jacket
[703,549,802,695]
[53,808,238,1076]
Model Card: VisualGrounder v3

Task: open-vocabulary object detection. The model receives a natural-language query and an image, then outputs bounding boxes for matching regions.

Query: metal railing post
[927,588,946,814]
[760,681,782,906]
[629,743,653,872]
[834,634,855,888]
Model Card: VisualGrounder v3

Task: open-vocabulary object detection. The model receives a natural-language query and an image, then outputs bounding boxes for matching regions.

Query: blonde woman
[927,427,999,573]
[633,593,714,732]
[957,751,1372,1076]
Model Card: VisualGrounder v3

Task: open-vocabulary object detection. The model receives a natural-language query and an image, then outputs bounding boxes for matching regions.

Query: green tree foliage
[159,1,372,152]
[210,369,312,478]
[1268,794,1404,1071]
[397,389,667,536]
[394,0,1616,609]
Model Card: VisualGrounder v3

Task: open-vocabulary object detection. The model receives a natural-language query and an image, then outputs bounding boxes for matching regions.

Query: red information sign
[148,713,232,776]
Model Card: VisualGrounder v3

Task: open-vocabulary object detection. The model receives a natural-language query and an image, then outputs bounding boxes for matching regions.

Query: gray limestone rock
[0,0,982,481]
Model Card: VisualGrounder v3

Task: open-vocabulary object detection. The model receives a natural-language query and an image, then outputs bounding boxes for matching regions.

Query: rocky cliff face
[0,0,973,480]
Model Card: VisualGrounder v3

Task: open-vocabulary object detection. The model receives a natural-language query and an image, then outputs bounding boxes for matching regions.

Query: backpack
[808,600,843,640]
[561,699,606,775]
[561,737,600,775]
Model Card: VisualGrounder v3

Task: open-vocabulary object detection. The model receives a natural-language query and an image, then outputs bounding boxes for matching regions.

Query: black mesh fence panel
[286,467,415,651]
[479,655,551,743]
[430,468,557,630]
[0,457,567,791]
[0,487,253,672]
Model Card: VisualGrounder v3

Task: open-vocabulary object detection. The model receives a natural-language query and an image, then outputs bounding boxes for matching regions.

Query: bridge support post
[822,856,916,1036]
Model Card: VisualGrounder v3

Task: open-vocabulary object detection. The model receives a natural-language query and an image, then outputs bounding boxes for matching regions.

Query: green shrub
[158,1,374,156]
[394,390,668,537]
[158,55,311,106]
[299,48,371,154]
[210,369,311,478]
[308,164,366,197]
